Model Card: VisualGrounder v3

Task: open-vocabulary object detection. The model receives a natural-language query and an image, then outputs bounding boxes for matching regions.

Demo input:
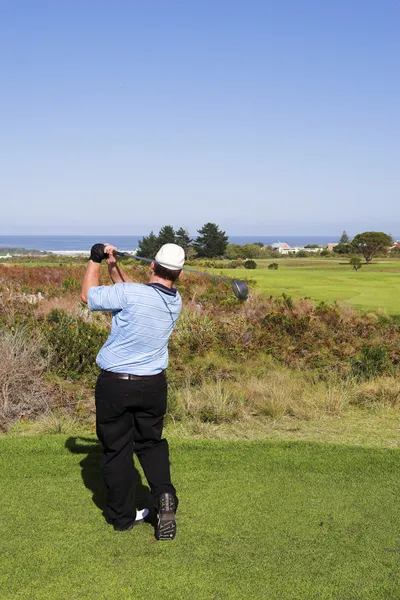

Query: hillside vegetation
[0,260,399,435]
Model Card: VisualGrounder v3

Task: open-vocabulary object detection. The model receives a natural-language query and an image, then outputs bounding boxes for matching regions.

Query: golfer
[81,242,184,539]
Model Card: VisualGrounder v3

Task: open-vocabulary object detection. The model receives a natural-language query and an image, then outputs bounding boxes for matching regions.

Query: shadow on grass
[65,436,156,527]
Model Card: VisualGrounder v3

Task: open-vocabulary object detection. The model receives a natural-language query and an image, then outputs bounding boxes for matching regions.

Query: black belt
[100,369,165,381]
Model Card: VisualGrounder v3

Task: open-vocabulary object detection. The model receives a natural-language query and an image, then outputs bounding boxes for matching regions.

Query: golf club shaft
[114,251,232,283]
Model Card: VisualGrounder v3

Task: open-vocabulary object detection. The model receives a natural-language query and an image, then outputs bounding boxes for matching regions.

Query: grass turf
[1,436,400,599]
[214,259,400,314]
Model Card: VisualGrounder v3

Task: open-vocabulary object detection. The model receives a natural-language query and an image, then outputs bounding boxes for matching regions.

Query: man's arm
[105,247,133,283]
[81,243,109,303]
[81,261,101,303]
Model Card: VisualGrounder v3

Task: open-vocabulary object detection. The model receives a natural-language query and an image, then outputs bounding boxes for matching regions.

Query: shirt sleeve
[87,283,127,312]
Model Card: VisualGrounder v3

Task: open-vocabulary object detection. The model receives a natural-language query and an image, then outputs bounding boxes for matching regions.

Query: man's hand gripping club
[81,243,133,303]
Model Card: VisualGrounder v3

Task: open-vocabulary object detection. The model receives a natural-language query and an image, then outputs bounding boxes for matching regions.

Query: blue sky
[0,1,399,236]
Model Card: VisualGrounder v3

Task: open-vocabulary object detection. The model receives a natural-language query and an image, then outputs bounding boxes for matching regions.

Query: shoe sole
[156,513,176,540]
[156,493,176,540]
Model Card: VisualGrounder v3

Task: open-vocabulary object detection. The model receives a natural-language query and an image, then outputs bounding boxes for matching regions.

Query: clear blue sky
[1,0,399,236]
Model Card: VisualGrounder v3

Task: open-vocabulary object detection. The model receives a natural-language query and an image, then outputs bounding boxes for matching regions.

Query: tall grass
[1,264,400,433]
[0,328,52,431]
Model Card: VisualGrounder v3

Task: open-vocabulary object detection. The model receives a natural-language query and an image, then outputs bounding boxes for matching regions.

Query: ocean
[0,234,346,252]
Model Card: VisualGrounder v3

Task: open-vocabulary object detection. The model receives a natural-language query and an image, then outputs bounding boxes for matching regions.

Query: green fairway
[1,436,400,599]
[215,260,400,314]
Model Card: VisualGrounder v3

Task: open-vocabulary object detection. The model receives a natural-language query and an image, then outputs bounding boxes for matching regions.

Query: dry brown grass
[168,367,354,426]
[26,412,89,435]
[353,377,400,408]
[171,379,243,424]
[241,370,353,420]
[0,328,52,430]
[35,294,82,318]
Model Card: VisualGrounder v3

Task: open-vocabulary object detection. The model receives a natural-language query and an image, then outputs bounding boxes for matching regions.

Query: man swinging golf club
[81,242,184,539]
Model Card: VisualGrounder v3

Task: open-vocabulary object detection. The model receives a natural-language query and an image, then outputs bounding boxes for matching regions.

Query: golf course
[213,259,400,315]
[1,436,400,600]
[1,256,400,599]
[2,0,400,596]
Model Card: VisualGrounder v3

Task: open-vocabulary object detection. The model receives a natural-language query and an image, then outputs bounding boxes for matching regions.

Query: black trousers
[95,371,177,530]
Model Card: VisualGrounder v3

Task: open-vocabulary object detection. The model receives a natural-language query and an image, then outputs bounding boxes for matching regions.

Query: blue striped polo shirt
[87,282,182,375]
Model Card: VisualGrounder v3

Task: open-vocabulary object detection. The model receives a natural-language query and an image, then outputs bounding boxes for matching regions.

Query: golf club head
[231,279,249,301]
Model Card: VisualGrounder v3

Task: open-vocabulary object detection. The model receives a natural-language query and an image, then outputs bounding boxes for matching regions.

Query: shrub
[351,345,394,381]
[350,256,362,271]
[43,309,107,381]
[0,328,52,430]
[268,263,279,270]
[244,260,257,270]
[62,277,80,291]
[170,308,218,355]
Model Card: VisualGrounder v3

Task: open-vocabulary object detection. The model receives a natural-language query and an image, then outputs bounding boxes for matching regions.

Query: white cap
[155,243,185,270]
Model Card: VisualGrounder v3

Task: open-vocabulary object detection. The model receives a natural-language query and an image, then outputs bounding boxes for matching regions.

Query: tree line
[138,224,396,263]
[138,223,229,259]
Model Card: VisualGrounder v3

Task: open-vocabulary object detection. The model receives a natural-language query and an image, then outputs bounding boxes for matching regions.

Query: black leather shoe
[155,493,176,540]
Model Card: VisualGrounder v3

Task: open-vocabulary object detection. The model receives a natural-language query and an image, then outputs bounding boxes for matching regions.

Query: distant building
[271,242,291,254]
[271,242,321,255]
[327,243,338,251]
[0,253,12,259]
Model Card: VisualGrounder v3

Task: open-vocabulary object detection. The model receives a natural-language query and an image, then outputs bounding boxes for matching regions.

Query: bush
[268,263,279,270]
[244,260,257,270]
[62,277,80,291]
[0,328,52,430]
[170,308,219,355]
[43,309,107,381]
[350,256,362,271]
[351,345,394,381]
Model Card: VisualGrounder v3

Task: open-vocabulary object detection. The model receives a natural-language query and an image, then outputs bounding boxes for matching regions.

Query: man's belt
[100,369,165,381]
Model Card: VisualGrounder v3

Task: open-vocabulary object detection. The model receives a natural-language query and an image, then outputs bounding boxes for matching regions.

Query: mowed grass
[1,436,400,599]
[215,260,400,314]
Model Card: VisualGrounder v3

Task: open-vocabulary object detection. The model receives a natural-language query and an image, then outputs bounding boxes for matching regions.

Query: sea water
[0,235,345,253]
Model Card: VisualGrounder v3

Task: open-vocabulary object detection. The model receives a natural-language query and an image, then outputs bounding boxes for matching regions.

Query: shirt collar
[147,282,177,297]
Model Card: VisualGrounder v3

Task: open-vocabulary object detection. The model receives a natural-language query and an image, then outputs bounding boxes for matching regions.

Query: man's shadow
[65,436,157,528]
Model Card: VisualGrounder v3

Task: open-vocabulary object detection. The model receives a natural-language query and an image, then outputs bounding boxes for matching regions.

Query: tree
[175,227,192,252]
[340,230,350,244]
[225,244,242,260]
[349,256,362,271]
[157,225,176,246]
[351,231,393,263]
[193,223,229,258]
[137,231,159,258]
[333,243,354,255]
[225,243,263,259]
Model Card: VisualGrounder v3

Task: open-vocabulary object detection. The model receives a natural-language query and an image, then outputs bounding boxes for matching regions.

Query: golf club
[114,251,249,300]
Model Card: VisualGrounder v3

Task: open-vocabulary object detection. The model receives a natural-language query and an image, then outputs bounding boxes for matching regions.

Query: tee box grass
[215,259,400,314]
[1,435,400,600]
